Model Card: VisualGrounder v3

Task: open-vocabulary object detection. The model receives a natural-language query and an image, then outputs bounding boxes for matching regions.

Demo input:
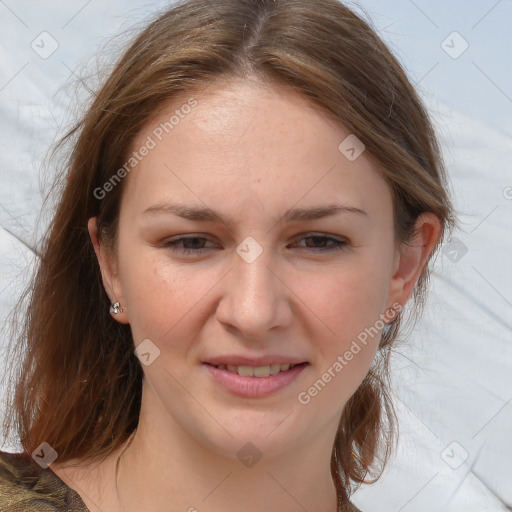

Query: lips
[203,355,308,367]
[204,362,308,398]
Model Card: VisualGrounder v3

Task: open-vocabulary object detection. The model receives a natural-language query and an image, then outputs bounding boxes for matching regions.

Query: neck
[111,390,341,512]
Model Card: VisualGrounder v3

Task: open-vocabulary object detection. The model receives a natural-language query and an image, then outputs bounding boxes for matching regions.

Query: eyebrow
[142,202,367,225]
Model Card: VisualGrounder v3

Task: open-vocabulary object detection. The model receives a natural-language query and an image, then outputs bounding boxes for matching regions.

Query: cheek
[118,247,210,343]
[296,272,385,409]
[310,258,392,347]
[298,255,392,403]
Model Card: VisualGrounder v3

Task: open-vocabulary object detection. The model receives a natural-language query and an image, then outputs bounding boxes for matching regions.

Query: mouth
[205,362,306,378]
[203,362,309,398]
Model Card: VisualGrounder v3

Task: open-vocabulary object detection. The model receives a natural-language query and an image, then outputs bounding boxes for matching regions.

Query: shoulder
[0,450,89,511]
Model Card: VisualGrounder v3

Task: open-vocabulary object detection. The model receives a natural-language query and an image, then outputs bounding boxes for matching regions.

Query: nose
[215,246,292,340]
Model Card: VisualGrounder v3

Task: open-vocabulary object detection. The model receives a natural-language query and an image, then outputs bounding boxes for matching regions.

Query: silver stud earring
[110,301,123,314]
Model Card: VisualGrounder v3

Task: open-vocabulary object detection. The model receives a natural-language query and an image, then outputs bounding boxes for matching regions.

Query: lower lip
[204,363,308,398]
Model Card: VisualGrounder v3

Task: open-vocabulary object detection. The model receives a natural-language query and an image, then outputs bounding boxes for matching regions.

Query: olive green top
[0,450,89,511]
[0,449,363,511]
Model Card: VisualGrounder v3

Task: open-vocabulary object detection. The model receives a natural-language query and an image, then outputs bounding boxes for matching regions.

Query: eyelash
[162,234,348,255]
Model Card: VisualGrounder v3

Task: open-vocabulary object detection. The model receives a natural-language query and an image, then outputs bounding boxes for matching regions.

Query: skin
[51,78,441,512]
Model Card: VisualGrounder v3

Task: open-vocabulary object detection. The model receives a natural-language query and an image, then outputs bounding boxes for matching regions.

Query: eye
[162,235,217,255]
[162,233,348,257]
[292,233,348,252]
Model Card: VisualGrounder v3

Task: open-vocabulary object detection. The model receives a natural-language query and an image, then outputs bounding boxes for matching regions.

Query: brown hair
[2,0,455,503]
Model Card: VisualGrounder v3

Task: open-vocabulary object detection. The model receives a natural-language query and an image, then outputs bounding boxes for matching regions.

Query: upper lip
[204,355,308,367]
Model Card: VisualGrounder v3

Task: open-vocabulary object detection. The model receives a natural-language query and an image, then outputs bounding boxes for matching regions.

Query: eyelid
[163,232,347,244]
[292,231,347,242]
[161,234,220,248]
[162,232,349,255]
[292,233,349,251]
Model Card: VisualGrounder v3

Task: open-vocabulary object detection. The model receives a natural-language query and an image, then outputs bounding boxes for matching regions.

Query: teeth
[220,363,297,377]
[254,366,270,377]
[237,365,254,377]
[270,364,281,375]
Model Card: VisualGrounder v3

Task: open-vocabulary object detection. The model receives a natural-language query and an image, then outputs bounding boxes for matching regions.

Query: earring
[110,301,123,314]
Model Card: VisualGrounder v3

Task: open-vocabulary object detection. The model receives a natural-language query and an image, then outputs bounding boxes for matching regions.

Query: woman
[0,0,455,510]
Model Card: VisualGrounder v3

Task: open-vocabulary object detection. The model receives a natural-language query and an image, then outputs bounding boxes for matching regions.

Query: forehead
[122,78,392,220]
[145,79,342,156]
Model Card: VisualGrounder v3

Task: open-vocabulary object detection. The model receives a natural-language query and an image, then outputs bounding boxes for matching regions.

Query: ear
[385,212,442,318]
[88,217,130,324]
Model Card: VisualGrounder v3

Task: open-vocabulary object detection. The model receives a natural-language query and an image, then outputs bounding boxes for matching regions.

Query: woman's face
[94,79,416,460]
